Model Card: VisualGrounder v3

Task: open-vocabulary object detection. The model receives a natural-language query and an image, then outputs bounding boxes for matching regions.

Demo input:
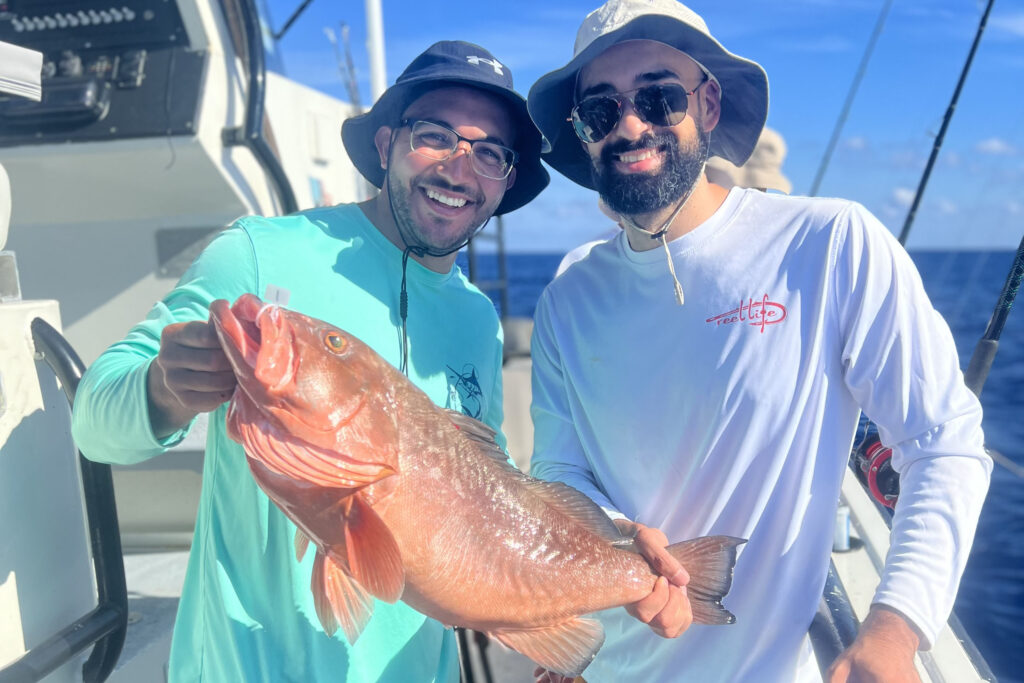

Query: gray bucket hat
[528,0,769,190]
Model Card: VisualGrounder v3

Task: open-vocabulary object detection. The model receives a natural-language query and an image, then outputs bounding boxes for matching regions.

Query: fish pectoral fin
[294,530,311,562]
[311,550,374,644]
[446,411,508,462]
[344,494,405,603]
[491,617,604,677]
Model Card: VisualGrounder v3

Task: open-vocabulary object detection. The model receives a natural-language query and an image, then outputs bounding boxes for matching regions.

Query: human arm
[832,204,991,656]
[528,289,691,639]
[72,225,256,463]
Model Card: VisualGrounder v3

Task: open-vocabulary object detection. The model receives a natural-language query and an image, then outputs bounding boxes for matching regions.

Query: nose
[437,140,476,182]
[615,98,652,138]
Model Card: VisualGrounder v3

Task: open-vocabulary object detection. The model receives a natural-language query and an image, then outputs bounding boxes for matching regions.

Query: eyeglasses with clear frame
[568,73,710,144]
[401,119,518,180]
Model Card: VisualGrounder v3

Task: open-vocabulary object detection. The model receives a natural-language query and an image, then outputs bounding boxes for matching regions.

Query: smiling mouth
[616,147,662,164]
[424,187,469,209]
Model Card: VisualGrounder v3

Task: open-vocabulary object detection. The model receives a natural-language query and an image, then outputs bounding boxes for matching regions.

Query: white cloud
[936,199,958,215]
[992,12,1024,38]
[975,138,1017,156]
[1008,200,1023,215]
[844,137,867,151]
[891,187,916,208]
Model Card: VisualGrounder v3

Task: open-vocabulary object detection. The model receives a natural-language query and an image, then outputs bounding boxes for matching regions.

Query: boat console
[0,0,203,145]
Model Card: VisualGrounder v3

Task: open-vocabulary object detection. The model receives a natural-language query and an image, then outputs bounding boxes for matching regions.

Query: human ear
[374,126,393,169]
[699,80,722,133]
[505,166,517,192]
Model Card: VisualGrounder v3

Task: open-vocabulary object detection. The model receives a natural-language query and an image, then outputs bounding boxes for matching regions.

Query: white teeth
[619,148,658,163]
[426,189,467,208]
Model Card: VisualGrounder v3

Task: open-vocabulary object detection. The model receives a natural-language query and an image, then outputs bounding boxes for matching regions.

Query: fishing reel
[851,426,899,510]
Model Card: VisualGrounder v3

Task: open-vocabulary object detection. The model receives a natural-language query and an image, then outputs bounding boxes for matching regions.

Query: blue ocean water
[460,248,1023,682]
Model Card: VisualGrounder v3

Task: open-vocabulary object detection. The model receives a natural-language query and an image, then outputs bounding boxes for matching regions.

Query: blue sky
[264,0,1024,253]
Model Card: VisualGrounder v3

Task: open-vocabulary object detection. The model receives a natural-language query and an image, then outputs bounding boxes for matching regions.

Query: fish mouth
[211,294,296,395]
[211,297,261,371]
[212,294,361,438]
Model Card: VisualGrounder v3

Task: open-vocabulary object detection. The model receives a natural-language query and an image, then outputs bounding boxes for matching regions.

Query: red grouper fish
[210,293,745,677]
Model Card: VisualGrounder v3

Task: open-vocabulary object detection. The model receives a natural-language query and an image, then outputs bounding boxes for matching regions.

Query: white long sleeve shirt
[529,187,991,682]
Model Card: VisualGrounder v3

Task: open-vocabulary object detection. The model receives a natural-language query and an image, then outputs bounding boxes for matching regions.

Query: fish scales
[211,294,745,676]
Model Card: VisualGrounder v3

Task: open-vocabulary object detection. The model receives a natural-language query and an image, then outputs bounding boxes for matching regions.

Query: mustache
[416,177,482,204]
[600,133,678,166]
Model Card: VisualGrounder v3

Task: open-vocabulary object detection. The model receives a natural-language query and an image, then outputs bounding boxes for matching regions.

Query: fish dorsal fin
[310,551,374,644]
[447,410,507,462]
[491,617,605,677]
[524,478,626,544]
[342,494,405,603]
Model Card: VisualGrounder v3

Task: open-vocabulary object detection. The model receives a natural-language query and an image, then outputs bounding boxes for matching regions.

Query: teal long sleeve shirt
[72,204,506,682]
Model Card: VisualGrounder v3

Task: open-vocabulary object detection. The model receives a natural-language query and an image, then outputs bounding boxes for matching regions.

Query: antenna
[324,24,362,107]
[808,0,893,197]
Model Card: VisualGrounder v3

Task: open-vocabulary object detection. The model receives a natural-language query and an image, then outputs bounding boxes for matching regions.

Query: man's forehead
[579,40,701,90]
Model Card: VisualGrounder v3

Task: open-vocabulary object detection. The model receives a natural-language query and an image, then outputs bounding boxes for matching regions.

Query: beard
[591,128,711,216]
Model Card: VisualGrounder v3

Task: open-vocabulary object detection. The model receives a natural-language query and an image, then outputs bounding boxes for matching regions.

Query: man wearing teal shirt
[71,41,548,682]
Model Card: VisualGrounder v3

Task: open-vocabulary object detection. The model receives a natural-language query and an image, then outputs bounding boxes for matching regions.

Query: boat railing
[0,320,128,683]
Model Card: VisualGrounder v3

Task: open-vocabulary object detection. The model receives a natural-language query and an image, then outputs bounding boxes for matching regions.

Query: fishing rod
[963,234,1024,479]
[898,0,995,246]
[808,0,893,198]
[850,0,1007,506]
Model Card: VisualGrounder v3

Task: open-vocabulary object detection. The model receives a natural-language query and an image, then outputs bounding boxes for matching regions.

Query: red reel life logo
[706,294,787,333]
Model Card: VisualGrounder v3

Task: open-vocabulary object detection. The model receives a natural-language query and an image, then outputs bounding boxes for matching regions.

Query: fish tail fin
[666,535,746,625]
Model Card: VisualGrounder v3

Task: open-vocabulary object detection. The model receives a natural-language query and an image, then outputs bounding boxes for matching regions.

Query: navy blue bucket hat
[528,0,769,190]
[342,41,549,215]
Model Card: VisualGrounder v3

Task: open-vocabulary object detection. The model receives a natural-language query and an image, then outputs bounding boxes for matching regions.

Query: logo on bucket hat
[466,55,505,75]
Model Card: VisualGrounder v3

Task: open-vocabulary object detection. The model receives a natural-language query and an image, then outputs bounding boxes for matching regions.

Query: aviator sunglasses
[569,74,710,144]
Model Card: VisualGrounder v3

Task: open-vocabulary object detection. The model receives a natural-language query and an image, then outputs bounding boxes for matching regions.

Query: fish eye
[324,332,346,353]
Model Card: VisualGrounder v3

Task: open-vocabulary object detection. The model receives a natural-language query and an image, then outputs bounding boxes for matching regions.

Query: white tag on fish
[264,284,291,307]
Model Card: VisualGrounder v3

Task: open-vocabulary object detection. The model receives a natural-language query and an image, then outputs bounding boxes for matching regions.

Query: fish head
[210,294,401,470]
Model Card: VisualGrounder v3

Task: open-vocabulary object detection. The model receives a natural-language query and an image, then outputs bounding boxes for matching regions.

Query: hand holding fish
[616,520,694,639]
[147,319,237,438]
[210,294,747,677]
[826,605,922,683]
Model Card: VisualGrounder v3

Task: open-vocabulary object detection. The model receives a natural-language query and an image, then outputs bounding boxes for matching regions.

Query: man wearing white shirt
[526,1,991,681]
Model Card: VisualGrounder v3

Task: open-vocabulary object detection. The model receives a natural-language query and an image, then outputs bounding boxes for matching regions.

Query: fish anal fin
[524,479,625,544]
[491,617,604,677]
[666,535,747,625]
[344,494,405,603]
[310,552,339,638]
[295,529,311,562]
[310,551,374,644]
